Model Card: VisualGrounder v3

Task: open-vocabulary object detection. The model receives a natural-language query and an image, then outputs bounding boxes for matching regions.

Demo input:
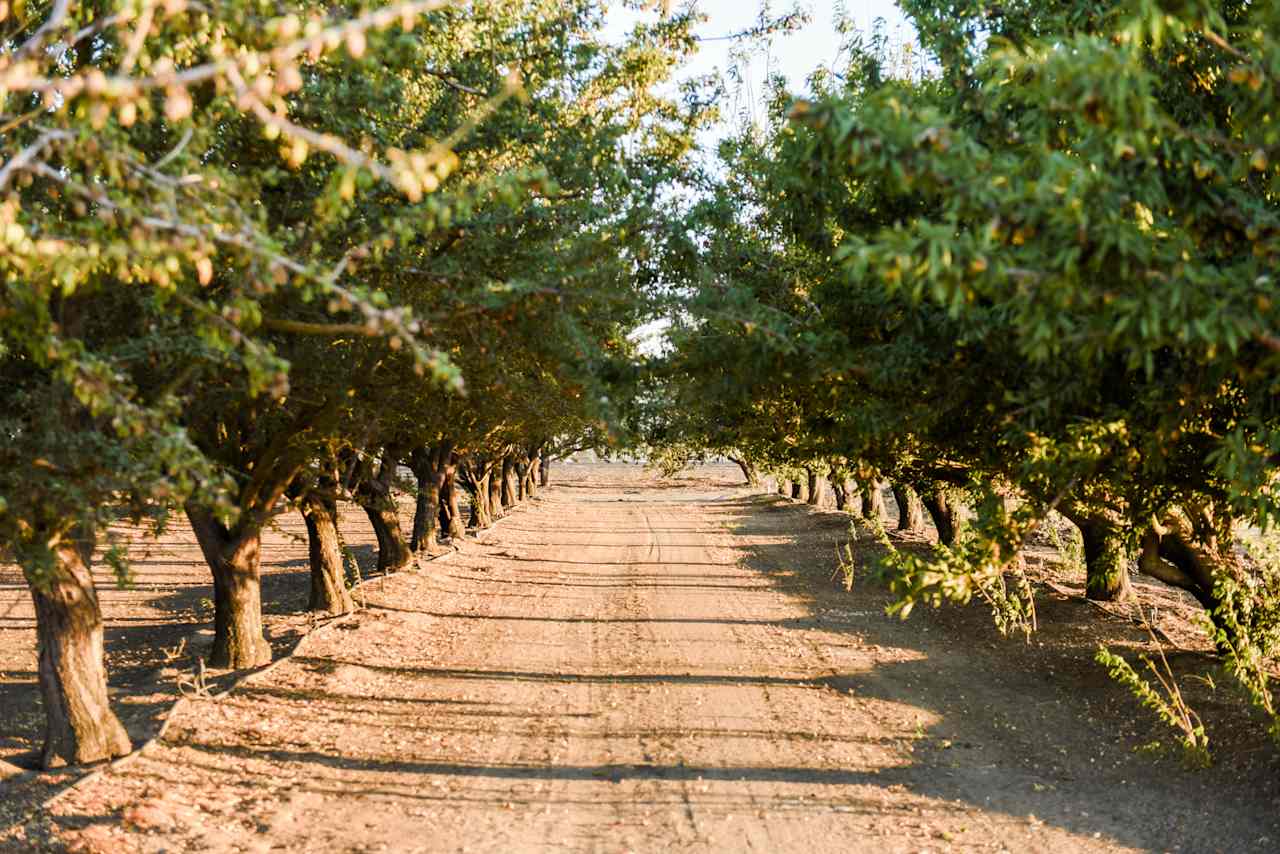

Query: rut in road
[31,468,1280,853]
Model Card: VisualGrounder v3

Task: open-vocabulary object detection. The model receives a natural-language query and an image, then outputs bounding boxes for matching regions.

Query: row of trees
[2,0,705,768]
[648,0,1280,744]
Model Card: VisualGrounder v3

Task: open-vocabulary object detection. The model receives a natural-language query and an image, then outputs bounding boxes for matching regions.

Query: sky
[607,1,912,115]
[609,2,917,354]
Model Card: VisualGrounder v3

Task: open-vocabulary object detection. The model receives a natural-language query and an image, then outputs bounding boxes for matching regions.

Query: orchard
[2,0,1278,845]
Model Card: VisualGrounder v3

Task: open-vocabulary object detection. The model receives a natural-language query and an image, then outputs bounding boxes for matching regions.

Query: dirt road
[12,467,1280,851]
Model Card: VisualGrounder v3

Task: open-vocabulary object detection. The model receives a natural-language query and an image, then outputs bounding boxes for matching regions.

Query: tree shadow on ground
[710,493,1280,852]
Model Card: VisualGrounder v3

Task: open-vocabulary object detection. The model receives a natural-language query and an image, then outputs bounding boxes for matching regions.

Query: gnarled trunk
[26,525,131,768]
[460,456,496,530]
[468,471,494,528]
[918,486,960,546]
[300,490,354,615]
[860,481,886,521]
[892,484,925,532]
[186,505,272,669]
[1139,505,1240,640]
[355,451,411,574]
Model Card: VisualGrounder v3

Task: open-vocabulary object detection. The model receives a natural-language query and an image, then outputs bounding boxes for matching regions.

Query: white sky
[612,2,916,355]
[607,2,912,112]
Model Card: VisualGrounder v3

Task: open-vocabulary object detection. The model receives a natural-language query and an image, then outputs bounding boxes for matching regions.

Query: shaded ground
[4,464,1276,852]
[0,494,425,816]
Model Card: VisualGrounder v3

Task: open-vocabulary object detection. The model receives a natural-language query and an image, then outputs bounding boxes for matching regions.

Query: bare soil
[3,465,1279,852]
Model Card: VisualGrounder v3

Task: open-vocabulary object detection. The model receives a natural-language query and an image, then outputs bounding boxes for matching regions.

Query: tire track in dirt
[22,466,1278,852]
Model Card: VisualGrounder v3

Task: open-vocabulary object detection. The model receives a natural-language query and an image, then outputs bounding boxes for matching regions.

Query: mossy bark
[1060,505,1132,602]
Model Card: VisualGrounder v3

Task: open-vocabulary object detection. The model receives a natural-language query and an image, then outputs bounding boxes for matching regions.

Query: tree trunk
[1080,520,1131,602]
[829,473,848,511]
[501,455,518,507]
[892,484,925,532]
[186,506,272,669]
[408,444,449,553]
[540,458,551,488]
[468,471,494,528]
[25,526,131,768]
[729,456,757,486]
[860,481,886,521]
[526,447,543,498]
[300,491,354,615]
[806,470,823,506]
[1139,506,1239,637]
[790,480,804,501]
[355,452,412,574]
[439,456,466,541]
[918,487,960,546]
[516,456,531,501]
[490,468,505,516]
[1060,505,1132,602]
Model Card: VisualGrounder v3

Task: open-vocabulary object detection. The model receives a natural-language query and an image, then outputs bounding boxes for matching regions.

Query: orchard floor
[3,464,1279,852]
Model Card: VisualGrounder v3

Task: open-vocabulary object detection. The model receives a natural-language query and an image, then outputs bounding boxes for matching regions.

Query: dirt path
[10,467,1280,852]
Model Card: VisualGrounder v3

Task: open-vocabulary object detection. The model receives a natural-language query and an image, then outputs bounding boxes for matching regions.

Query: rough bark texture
[186,505,273,669]
[300,491,354,615]
[919,488,960,546]
[892,484,925,532]
[539,458,551,488]
[356,453,412,574]
[860,481,887,521]
[26,527,132,768]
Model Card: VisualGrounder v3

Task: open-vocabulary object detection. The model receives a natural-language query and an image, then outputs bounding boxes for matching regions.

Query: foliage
[1096,644,1211,768]
[651,0,1280,751]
